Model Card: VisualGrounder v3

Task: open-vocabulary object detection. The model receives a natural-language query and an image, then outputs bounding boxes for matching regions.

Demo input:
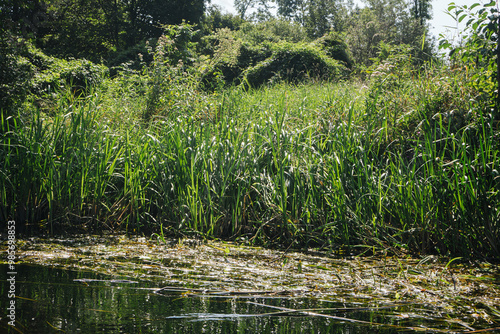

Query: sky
[210,0,483,41]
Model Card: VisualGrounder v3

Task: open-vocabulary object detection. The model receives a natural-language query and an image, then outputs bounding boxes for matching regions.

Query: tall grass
[1,65,498,259]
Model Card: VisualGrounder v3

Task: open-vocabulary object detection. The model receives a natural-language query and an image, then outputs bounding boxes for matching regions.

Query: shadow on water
[0,264,406,334]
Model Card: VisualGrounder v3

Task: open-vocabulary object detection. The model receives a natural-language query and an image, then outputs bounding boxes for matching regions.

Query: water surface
[1,236,499,333]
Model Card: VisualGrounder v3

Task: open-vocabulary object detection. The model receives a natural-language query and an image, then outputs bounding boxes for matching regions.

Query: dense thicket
[1,0,434,66]
[0,0,208,62]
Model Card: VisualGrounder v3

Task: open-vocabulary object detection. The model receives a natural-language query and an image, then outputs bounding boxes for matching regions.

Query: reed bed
[1,66,499,258]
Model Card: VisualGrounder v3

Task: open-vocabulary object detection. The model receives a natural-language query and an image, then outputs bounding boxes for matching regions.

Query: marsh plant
[1,5,499,259]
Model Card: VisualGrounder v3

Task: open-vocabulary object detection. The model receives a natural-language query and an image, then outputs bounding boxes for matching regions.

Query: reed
[1,65,498,258]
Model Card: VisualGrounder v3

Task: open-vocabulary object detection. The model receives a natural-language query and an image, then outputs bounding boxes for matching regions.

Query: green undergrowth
[1,64,499,260]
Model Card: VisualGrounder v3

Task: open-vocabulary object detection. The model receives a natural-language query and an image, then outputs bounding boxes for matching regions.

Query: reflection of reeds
[1,66,499,258]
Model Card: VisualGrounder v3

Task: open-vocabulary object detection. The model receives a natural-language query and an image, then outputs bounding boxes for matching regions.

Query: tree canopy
[0,0,436,81]
[1,0,209,62]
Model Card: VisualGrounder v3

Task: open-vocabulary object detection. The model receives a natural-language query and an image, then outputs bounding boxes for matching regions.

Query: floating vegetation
[3,236,499,332]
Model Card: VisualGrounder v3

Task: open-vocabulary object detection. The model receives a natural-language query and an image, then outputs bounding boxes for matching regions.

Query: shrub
[243,42,347,87]
[32,57,107,96]
[143,26,212,122]
[316,32,354,69]
[107,41,153,75]
[199,20,311,89]
[439,1,499,108]
[3,41,108,99]
[1,36,106,119]
[238,19,309,45]
[0,33,34,116]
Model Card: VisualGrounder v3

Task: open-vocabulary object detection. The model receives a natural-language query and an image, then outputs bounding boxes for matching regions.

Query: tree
[0,0,51,38]
[0,31,33,119]
[274,0,350,37]
[234,0,255,19]
[275,0,306,24]
[305,0,349,37]
[1,0,209,62]
[439,1,500,110]
[133,0,207,38]
[411,0,432,25]
[345,0,434,66]
[202,4,245,33]
[234,0,274,21]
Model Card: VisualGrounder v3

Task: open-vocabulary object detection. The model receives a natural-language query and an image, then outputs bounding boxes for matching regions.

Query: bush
[199,28,273,89]
[238,19,309,45]
[1,36,107,118]
[107,41,153,75]
[439,1,499,108]
[142,27,212,122]
[199,21,350,89]
[243,42,346,87]
[316,32,354,69]
[1,39,108,105]
[31,56,108,97]
[0,33,34,116]
[199,20,311,90]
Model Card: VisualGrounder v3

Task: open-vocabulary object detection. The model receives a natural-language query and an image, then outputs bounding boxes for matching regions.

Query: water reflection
[1,264,400,333]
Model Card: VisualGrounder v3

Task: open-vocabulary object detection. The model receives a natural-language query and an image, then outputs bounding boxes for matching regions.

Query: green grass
[1,65,499,259]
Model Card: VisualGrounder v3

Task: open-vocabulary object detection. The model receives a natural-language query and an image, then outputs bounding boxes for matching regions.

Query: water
[1,237,498,333]
[1,264,406,333]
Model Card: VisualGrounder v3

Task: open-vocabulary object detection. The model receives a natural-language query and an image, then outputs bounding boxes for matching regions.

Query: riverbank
[2,57,499,259]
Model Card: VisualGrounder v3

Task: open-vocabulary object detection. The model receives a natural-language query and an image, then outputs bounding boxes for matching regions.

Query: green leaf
[470,3,481,10]
[458,14,468,23]
[445,257,462,269]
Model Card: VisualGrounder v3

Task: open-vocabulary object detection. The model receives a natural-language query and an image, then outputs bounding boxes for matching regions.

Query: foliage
[1,0,437,71]
[107,41,153,73]
[143,23,214,122]
[199,20,349,88]
[155,22,200,67]
[2,2,499,261]
[439,1,499,107]
[234,0,275,21]
[0,35,107,119]
[345,0,434,67]
[411,0,432,25]
[0,32,33,117]
[2,67,499,258]
[199,20,304,89]
[274,0,351,38]
[242,41,346,87]
[199,28,249,89]
[303,0,350,38]
[201,5,245,33]
[1,0,209,63]
[315,32,354,68]
[29,50,108,97]
[238,19,309,44]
